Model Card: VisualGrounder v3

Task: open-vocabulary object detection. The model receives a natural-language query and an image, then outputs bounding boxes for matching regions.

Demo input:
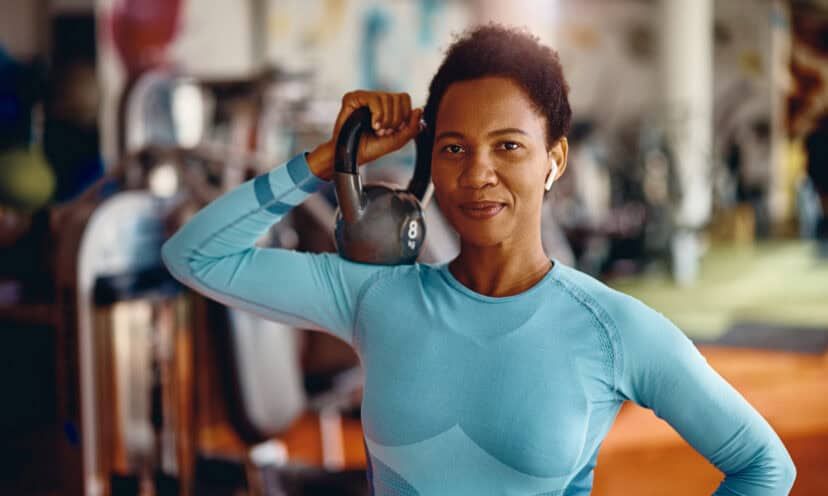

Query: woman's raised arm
[161,150,385,346]
[163,90,423,345]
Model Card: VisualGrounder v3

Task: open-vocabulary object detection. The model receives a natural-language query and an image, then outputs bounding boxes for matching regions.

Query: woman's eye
[500,141,521,151]
[442,144,464,154]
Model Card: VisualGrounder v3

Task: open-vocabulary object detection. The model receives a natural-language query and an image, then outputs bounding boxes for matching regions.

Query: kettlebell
[333,106,431,265]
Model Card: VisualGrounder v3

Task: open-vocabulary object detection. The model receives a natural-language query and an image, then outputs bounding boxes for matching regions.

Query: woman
[163,25,795,495]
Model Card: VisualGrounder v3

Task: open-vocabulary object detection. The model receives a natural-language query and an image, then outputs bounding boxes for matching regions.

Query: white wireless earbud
[544,160,559,191]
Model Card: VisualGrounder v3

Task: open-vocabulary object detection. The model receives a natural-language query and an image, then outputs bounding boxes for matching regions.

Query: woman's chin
[453,225,511,248]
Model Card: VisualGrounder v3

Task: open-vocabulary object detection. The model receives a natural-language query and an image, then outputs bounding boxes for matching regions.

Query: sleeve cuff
[283,150,328,193]
[253,151,329,215]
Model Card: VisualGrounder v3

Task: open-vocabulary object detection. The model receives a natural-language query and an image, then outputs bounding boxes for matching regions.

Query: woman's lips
[459,201,506,219]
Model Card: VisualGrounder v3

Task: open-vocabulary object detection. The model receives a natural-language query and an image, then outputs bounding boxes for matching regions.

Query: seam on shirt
[312,253,387,350]
[552,273,624,399]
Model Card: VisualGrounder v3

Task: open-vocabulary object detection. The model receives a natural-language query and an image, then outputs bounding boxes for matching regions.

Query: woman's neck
[449,236,553,298]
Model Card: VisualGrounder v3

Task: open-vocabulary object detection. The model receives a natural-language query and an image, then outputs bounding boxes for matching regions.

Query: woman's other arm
[612,298,796,495]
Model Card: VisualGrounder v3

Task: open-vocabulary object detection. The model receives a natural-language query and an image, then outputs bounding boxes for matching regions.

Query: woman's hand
[307,90,424,180]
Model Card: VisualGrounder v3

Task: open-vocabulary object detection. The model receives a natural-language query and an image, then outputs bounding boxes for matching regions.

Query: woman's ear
[546,137,569,186]
[551,138,568,173]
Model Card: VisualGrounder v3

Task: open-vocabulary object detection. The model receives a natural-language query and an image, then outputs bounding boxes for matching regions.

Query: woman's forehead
[435,77,545,136]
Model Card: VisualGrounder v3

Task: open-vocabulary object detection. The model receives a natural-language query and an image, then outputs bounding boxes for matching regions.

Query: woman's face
[431,76,567,248]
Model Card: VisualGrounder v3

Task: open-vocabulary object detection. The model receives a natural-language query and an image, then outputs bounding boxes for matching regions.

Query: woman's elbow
[757,441,797,493]
[161,237,194,284]
[778,449,797,492]
[724,439,797,494]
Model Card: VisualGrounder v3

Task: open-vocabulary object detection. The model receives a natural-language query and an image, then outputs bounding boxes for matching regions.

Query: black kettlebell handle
[333,106,431,224]
[334,106,372,176]
[333,107,371,224]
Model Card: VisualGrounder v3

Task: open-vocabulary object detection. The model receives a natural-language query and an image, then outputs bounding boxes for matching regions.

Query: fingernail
[373,121,380,129]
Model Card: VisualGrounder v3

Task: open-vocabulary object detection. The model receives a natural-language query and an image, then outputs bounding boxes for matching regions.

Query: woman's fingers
[334,91,382,137]
[390,94,402,132]
[378,93,412,136]
[379,93,392,132]
[332,91,422,165]
[356,106,423,165]
[399,93,412,130]
[382,107,423,146]
[403,107,423,139]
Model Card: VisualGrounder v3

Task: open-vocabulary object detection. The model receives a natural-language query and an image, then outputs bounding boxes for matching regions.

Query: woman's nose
[458,152,497,189]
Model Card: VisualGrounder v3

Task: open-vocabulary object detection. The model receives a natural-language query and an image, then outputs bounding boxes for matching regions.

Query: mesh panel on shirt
[368,455,420,496]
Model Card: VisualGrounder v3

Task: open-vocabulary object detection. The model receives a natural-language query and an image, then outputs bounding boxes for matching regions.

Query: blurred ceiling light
[148,162,179,198]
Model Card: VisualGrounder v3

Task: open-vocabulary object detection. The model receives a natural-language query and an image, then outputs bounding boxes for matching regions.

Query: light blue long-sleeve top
[161,151,796,495]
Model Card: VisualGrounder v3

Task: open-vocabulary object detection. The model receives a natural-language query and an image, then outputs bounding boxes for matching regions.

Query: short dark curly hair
[422,23,572,151]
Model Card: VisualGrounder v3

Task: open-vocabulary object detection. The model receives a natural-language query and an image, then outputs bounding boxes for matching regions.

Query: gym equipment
[53,185,195,496]
[333,107,430,265]
[121,70,369,494]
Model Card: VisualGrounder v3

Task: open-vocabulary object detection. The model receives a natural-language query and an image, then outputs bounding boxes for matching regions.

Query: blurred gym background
[0,0,826,495]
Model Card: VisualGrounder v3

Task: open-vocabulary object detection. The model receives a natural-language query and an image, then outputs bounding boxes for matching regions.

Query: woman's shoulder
[554,264,694,384]
[311,252,437,292]
[552,263,670,339]
[553,263,643,314]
